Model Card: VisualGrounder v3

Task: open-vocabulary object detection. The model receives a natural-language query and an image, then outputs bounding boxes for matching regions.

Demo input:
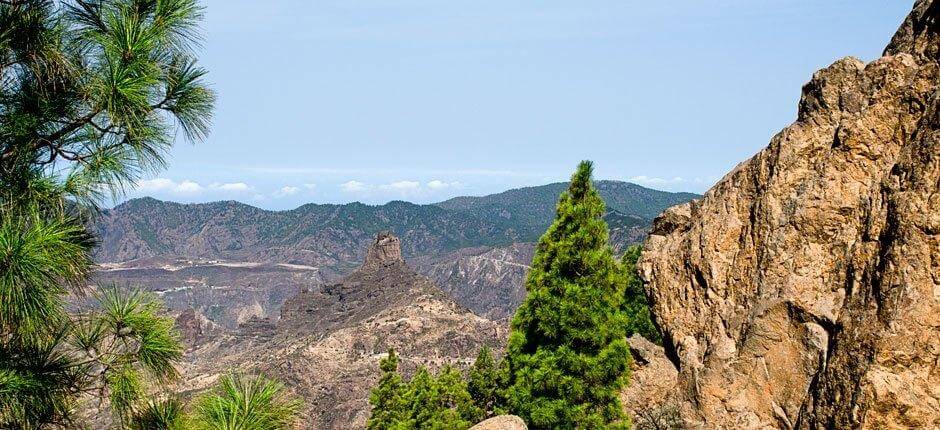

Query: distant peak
[363,231,403,266]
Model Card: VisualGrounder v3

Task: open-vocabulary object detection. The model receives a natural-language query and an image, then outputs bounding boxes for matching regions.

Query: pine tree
[621,245,662,344]
[467,346,502,419]
[403,367,437,429]
[504,161,633,429]
[368,348,408,429]
[0,0,214,426]
[435,365,481,426]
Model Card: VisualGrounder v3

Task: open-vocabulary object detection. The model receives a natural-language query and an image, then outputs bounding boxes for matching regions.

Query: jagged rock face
[363,230,403,266]
[638,2,938,429]
[181,232,506,429]
[620,336,680,428]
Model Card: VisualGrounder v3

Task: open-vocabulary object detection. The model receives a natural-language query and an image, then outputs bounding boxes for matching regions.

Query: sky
[125,0,914,209]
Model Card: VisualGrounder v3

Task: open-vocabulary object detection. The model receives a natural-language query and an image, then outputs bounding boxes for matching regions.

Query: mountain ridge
[94,180,698,266]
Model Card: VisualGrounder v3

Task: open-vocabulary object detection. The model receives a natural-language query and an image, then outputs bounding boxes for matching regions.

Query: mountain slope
[179,233,506,429]
[436,180,697,238]
[92,180,696,325]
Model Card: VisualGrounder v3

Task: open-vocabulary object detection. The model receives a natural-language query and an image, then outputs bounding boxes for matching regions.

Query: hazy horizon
[124,1,910,209]
[110,178,700,210]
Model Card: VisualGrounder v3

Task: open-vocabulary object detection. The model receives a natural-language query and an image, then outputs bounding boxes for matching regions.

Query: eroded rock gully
[638,1,939,428]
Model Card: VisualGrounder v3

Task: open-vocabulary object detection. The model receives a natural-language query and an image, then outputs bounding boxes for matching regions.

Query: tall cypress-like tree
[504,161,632,429]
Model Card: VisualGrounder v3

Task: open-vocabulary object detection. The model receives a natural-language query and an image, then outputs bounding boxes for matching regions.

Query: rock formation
[620,336,680,429]
[469,415,527,430]
[638,1,938,428]
[363,230,403,266]
[174,307,202,348]
[180,232,506,429]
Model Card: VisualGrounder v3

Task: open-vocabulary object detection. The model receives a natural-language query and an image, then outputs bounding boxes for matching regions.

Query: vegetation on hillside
[367,348,485,430]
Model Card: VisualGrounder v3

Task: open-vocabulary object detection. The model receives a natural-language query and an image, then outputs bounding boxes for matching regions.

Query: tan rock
[639,1,939,428]
[469,415,528,430]
[621,336,681,429]
[363,230,403,266]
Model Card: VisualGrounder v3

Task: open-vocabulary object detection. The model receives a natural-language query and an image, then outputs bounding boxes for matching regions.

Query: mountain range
[93,180,697,267]
[92,180,697,325]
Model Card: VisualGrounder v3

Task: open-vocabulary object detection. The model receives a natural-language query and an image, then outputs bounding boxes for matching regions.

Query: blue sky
[128,1,913,209]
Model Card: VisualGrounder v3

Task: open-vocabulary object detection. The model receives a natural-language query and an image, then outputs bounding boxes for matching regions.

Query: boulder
[469,415,527,430]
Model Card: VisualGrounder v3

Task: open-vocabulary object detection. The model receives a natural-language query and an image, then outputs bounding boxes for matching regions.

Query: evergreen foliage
[0,0,215,426]
[504,161,633,429]
[368,349,407,430]
[130,398,189,430]
[620,245,662,344]
[432,365,481,426]
[367,350,481,430]
[467,346,503,419]
[191,373,301,430]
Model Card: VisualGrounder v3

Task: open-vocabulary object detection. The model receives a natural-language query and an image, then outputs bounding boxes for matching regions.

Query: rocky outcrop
[638,1,939,429]
[363,230,403,266]
[469,415,527,430]
[180,232,506,429]
[174,307,202,348]
[621,336,680,429]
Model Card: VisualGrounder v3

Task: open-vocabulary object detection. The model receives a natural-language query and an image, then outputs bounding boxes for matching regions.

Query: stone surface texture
[638,1,939,428]
[620,335,680,427]
[469,415,528,430]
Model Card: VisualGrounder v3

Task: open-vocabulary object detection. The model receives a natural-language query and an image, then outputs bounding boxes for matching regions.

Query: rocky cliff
[638,1,938,428]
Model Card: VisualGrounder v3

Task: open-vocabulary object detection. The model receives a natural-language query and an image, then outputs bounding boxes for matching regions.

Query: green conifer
[504,161,632,429]
[403,367,437,429]
[368,348,407,429]
[467,346,502,419]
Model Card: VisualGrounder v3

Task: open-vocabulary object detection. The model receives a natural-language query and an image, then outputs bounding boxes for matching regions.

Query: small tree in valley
[368,348,407,430]
[467,346,502,419]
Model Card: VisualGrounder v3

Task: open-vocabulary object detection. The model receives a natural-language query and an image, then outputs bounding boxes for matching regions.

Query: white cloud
[176,180,203,193]
[427,180,462,190]
[340,180,368,192]
[379,180,420,191]
[136,178,203,195]
[303,183,317,190]
[136,178,176,193]
[135,178,260,197]
[210,182,253,192]
[629,175,686,185]
[273,185,300,198]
